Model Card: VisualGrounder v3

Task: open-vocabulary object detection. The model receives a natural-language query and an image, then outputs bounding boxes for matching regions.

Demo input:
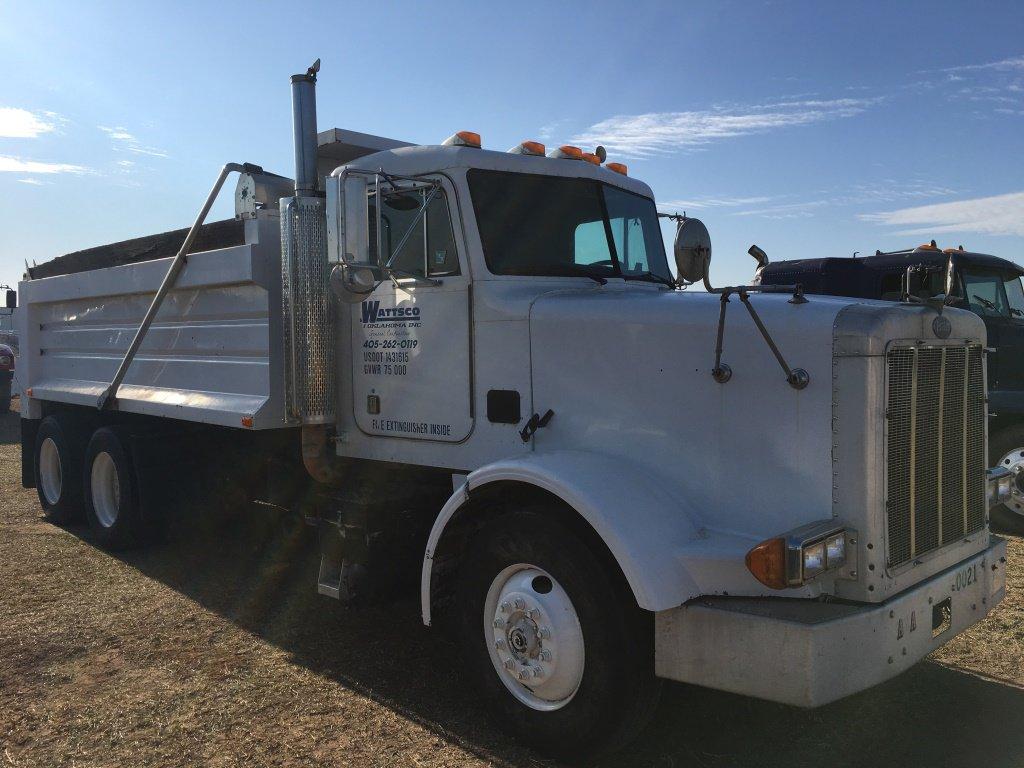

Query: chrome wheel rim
[998,446,1024,516]
[38,437,62,506]
[90,451,120,528]
[484,563,585,712]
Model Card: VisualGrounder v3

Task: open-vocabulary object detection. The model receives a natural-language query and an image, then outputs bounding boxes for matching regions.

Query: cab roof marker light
[581,152,601,165]
[443,131,482,148]
[509,141,546,156]
[547,145,584,160]
[606,162,628,175]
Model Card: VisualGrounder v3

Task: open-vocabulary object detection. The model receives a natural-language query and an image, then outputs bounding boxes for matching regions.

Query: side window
[369,187,460,278]
[573,219,613,267]
[1005,275,1024,318]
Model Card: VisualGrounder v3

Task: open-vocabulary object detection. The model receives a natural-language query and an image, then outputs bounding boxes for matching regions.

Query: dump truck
[15,62,1012,758]
[758,244,1024,533]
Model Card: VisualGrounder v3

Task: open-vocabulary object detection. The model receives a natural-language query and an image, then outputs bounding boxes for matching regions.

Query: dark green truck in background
[758,242,1024,532]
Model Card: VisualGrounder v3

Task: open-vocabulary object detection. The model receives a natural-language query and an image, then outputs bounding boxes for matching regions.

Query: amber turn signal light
[745,537,788,589]
[606,162,628,175]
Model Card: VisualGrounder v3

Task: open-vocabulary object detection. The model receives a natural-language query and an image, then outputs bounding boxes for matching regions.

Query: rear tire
[989,423,1024,535]
[34,414,87,523]
[456,508,661,760]
[83,427,144,549]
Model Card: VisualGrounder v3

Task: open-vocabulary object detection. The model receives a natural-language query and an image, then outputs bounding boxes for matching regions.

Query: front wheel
[456,509,661,760]
[990,424,1024,535]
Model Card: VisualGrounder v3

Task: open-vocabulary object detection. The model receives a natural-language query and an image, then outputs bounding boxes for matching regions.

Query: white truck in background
[15,61,1012,758]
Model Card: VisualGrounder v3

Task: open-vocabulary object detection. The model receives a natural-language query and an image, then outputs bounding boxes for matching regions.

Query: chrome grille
[886,343,985,567]
[281,195,336,424]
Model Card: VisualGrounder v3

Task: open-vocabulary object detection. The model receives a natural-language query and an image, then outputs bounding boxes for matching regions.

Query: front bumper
[654,536,1007,707]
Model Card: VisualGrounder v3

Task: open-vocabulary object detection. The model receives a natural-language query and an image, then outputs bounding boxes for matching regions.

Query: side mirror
[326,173,370,265]
[674,217,712,287]
[329,263,377,304]
[944,252,957,303]
[3,289,14,309]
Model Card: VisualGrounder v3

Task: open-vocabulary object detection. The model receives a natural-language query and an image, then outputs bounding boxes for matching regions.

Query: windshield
[467,169,671,282]
[961,270,1022,317]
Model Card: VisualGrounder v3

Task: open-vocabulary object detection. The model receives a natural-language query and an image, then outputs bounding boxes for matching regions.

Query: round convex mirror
[674,217,712,284]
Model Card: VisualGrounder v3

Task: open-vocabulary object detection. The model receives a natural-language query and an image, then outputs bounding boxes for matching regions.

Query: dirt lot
[2,401,1024,768]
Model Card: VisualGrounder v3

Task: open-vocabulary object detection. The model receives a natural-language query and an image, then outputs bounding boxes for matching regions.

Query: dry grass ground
[2,399,1024,767]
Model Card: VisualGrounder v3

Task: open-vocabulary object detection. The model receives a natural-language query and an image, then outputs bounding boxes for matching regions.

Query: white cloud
[730,200,829,219]
[942,55,1024,74]
[860,191,1024,237]
[99,125,168,158]
[16,178,45,185]
[658,196,775,211]
[0,107,61,138]
[0,155,90,174]
[570,98,876,158]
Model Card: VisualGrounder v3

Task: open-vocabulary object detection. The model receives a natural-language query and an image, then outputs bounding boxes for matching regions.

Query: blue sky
[1,0,1022,290]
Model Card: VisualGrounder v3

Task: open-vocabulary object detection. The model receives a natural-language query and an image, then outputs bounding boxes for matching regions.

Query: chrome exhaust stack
[281,59,336,429]
[290,58,320,195]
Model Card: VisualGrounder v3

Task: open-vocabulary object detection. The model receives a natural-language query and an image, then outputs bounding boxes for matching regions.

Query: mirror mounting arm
[710,286,810,391]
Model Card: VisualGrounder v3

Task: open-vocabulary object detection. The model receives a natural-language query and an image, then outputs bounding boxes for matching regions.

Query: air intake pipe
[281,59,337,453]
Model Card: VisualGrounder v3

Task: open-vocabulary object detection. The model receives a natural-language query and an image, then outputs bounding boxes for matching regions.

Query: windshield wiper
[622,271,675,289]
[973,294,997,310]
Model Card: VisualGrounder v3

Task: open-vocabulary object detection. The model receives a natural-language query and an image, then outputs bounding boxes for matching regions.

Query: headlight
[801,541,825,579]
[825,533,846,567]
[747,523,856,590]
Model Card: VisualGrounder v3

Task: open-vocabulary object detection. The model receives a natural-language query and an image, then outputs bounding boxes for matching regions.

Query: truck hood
[526,283,984,541]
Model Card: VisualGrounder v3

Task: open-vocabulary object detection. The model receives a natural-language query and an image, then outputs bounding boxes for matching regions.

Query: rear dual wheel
[82,427,144,549]
[34,415,87,522]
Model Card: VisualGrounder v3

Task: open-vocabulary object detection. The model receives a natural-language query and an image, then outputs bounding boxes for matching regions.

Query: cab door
[350,176,473,442]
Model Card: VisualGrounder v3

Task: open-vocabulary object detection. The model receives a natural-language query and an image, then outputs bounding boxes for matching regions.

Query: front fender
[421,450,705,626]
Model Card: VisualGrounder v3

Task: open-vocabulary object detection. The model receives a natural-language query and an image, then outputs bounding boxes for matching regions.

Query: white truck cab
[15,63,1010,759]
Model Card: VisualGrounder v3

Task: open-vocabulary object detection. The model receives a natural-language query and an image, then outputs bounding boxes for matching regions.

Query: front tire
[83,427,144,549]
[456,509,661,760]
[34,414,88,522]
[989,424,1024,535]
[0,375,11,412]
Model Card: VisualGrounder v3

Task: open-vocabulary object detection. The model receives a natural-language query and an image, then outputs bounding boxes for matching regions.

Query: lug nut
[500,601,511,613]
[528,608,541,620]
[495,639,506,650]
[538,626,551,639]
[532,667,544,678]
[493,618,505,629]
[518,669,530,681]
[540,649,552,662]
[514,598,526,610]
[504,659,515,670]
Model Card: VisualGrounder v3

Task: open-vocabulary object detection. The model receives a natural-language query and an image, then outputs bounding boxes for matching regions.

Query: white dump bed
[18,213,288,429]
